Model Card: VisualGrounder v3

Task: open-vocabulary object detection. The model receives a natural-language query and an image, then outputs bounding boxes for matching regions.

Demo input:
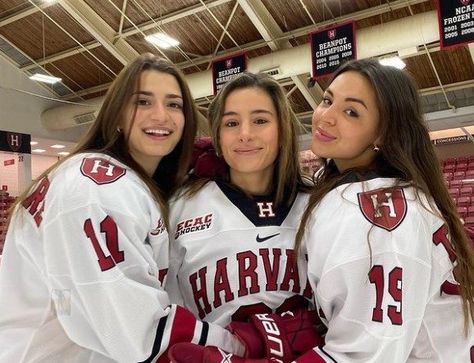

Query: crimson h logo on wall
[328,29,336,40]
[0,130,30,153]
[460,0,470,6]
[7,132,21,152]
[257,202,275,218]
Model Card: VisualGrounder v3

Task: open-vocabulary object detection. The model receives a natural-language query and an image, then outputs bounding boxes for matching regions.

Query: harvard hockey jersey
[0,153,239,363]
[167,180,313,326]
[295,176,474,363]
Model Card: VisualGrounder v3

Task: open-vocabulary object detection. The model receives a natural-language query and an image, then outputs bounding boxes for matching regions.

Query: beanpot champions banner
[212,53,247,95]
[311,21,356,79]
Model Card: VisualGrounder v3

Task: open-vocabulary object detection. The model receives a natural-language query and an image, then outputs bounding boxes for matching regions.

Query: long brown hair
[295,58,474,328]
[202,72,310,205]
[10,53,197,226]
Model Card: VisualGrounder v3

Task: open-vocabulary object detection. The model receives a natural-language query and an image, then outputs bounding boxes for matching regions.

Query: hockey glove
[229,309,325,362]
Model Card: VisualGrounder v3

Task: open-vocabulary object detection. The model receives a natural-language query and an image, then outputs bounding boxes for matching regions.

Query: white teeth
[145,129,171,136]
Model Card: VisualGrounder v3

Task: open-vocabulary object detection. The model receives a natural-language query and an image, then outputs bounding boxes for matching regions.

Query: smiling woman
[293,58,474,362]
[166,72,323,362]
[122,70,186,176]
[0,53,245,363]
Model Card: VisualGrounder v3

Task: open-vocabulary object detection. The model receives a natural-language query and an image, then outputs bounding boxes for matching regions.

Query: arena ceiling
[0,0,473,133]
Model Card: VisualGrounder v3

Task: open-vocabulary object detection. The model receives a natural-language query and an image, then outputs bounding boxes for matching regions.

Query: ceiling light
[30,141,38,145]
[50,144,65,149]
[29,73,62,84]
[378,56,406,70]
[145,32,180,49]
[32,149,46,153]
[57,151,70,156]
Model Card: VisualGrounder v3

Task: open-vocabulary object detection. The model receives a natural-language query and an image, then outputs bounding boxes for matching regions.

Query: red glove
[191,137,227,178]
[168,342,270,363]
[229,310,325,362]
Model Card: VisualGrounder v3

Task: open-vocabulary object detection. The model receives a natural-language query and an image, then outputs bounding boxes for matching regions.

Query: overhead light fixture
[57,151,70,156]
[145,32,179,49]
[32,149,46,153]
[30,141,38,145]
[29,73,62,84]
[50,144,65,149]
[378,56,406,70]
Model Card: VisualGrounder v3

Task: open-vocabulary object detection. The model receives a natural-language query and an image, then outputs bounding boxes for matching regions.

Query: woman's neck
[230,169,273,196]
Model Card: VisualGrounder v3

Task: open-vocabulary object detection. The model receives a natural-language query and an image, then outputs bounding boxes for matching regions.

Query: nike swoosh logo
[256,233,280,243]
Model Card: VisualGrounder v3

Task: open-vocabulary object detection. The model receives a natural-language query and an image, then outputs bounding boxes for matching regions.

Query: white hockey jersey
[0,153,238,363]
[167,180,313,326]
[296,176,474,363]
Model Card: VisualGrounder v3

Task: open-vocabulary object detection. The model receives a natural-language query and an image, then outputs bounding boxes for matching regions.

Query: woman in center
[166,73,314,358]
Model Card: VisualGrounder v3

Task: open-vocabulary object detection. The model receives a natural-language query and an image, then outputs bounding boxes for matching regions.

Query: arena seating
[442,156,474,235]
[0,190,15,254]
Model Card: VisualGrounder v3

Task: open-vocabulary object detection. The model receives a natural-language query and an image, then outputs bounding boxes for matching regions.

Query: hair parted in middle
[207,72,310,205]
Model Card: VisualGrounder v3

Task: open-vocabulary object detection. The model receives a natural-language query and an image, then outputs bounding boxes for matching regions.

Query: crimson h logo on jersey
[80,157,126,185]
[358,188,407,231]
[257,202,275,218]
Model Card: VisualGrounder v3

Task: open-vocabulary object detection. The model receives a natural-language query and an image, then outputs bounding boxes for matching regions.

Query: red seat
[454,171,466,179]
[465,215,474,227]
[443,172,454,181]
[468,205,474,216]
[443,164,455,172]
[448,188,460,198]
[445,157,457,165]
[466,170,474,178]
[458,196,471,207]
[450,179,463,188]
[463,179,474,186]
[457,206,468,218]
[460,186,473,196]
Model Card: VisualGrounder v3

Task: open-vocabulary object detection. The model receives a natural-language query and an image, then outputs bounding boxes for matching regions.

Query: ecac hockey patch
[175,213,213,239]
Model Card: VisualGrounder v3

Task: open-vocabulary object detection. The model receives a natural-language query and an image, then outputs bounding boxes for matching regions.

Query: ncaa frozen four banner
[436,0,474,49]
[310,21,356,79]
[212,53,247,95]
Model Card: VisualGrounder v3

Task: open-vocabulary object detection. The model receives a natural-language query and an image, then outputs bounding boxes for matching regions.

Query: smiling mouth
[234,148,261,154]
[315,128,336,141]
[144,128,172,136]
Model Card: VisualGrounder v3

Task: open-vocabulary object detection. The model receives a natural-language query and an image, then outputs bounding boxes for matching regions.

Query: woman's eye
[321,97,331,106]
[136,98,150,106]
[224,120,238,127]
[345,109,359,117]
[168,102,183,109]
[254,118,268,125]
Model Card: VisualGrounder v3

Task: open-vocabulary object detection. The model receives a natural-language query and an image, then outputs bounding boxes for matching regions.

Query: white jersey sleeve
[0,153,239,363]
[296,178,474,363]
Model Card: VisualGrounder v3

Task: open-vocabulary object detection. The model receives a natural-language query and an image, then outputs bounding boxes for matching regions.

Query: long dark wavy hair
[295,58,474,329]
[183,72,310,204]
[10,53,197,227]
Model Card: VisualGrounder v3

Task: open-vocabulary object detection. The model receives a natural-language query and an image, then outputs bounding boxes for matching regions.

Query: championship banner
[0,130,31,154]
[436,0,474,49]
[311,21,356,79]
[212,53,247,95]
